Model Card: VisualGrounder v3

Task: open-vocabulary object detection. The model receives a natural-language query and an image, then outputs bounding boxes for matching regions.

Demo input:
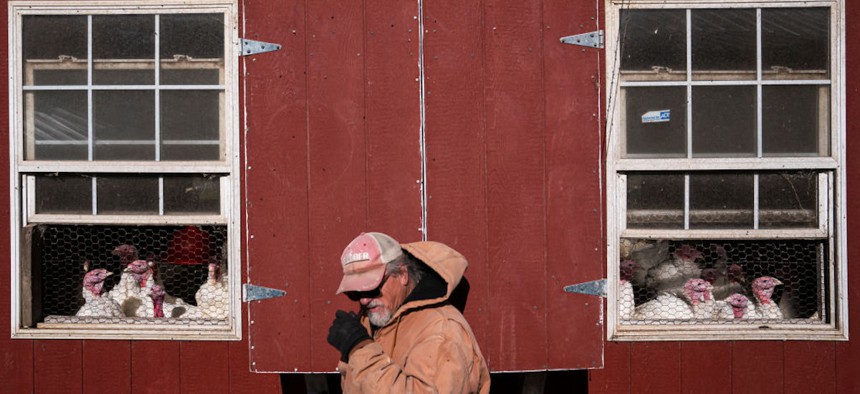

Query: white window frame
[8,0,242,340]
[605,0,848,341]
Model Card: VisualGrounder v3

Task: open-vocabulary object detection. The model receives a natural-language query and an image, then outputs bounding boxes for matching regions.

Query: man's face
[349,267,410,327]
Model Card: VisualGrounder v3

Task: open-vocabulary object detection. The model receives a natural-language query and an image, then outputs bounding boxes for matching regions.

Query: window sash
[9,1,241,341]
[605,1,846,341]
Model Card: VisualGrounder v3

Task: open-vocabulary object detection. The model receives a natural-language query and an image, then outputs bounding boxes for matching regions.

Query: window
[606,1,847,341]
[10,2,241,340]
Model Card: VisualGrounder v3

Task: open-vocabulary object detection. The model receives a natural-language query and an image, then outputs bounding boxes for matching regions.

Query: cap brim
[336,261,386,294]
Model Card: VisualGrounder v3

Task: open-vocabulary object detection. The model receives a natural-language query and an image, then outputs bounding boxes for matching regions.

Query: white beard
[367,301,392,327]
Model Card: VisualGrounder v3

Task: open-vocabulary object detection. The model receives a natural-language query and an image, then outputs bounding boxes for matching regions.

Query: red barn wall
[0,1,858,393]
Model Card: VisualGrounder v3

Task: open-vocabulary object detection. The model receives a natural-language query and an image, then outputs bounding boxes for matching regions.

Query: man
[327,232,491,393]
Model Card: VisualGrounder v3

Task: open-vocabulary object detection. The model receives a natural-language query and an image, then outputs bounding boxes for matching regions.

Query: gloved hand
[327,310,371,362]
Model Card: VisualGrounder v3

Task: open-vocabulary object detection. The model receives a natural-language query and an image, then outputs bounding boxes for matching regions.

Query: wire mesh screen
[618,239,827,325]
[32,224,229,325]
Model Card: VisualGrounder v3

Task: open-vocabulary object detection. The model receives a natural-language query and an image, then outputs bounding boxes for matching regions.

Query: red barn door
[243,0,604,373]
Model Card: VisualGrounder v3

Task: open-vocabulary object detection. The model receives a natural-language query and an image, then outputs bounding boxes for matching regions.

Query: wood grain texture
[543,0,605,370]
[364,1,423,235]
[244,0,312,372]
[305,0,369,371]
[179,342,229,393]
[680,342,731,394]
[483,0,549,371]
[83,340,131,394]
[785,342,836,394]
[131,341,180,394]
[731,342,784,393]
[629,342,680,394]
[34,340,83,393]
[589,341,631,394]
[422,0,490,367]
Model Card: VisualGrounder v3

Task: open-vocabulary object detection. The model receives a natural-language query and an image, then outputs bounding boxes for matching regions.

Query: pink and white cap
[336,232,403,294]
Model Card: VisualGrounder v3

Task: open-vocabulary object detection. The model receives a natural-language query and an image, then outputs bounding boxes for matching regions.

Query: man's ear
[397,266,410,285]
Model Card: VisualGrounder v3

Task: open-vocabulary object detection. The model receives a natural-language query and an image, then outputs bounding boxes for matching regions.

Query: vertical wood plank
[228,309,281,392]
[422,0,490,366]
[731,342,783,393]
[83,340,130,394]
[483,0,548,371]
[364,1,422,235]
[244,0,312,372]
[838,2,860,392]
[680,342,731,394]
[305,0,368,371]
[35,340,83,394]
[543,0,605,370]
[0,339,33,394]
[588,341,631,394]
[785,342,836,394]
[630,343,680,394]
[179,342,229,393]
[131,341,180,394]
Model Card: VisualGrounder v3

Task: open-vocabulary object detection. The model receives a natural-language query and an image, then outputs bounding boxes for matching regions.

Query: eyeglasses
[346,274,389,301]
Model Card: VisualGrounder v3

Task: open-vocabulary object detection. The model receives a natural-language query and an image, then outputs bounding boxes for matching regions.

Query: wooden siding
[1,1,858,393]
[245,0,605,373]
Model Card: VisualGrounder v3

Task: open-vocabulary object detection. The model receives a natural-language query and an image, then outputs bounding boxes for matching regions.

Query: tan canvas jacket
[338,241,491,394]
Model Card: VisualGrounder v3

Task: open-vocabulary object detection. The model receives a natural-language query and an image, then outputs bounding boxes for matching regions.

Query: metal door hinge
[240,38,282,56]
[243,284,287,302]
[563,279,606,297]
[559,30,604,49]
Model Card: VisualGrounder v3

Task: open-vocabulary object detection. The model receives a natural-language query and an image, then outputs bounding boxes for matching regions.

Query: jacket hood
[401,241,467,299]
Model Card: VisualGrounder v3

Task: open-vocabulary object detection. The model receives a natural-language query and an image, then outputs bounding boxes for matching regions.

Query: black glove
[327,310,371,362]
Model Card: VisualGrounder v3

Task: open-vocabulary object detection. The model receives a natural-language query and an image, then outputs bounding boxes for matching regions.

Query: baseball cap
[336,232,403,294]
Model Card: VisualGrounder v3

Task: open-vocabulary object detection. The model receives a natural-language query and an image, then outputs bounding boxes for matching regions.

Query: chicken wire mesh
[618,239,828,325]
[30,224,230,326]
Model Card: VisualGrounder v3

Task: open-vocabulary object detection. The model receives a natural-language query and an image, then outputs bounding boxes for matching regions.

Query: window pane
[689,173,754,229]
[619,10,686,81]
[94,91,155,160]
[96,176,159,214]
[692,9,756,80]
[163,175,221,214]
[762,8,830,79]
[35,175,92,214]
[619,239,825,324]
[92,15,155,85]
[626,173,685,229]
[623,87,687,158]
[161,90,223,161]
[23,15,87,86]
[160,14,224,85]
[762,85,829,157]
[33,224,228,320]
[25,91,89,160]
[692,86,756,157]
[760,172,818,229]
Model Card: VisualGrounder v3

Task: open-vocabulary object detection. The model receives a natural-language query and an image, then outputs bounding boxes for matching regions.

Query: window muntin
[11,2,239,340]
[608,2,844,341]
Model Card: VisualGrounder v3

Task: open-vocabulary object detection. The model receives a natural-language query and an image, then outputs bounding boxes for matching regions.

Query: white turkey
[714,293,755,320]
[623,239,669,288]
[76,268,123,317]
[184,261,228,320]
[703,245,747,300]
[632,278,714,321]
[751,276,784,319]
[618,259,639,320]
[644,244,703,293]
[110,259,189,318]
